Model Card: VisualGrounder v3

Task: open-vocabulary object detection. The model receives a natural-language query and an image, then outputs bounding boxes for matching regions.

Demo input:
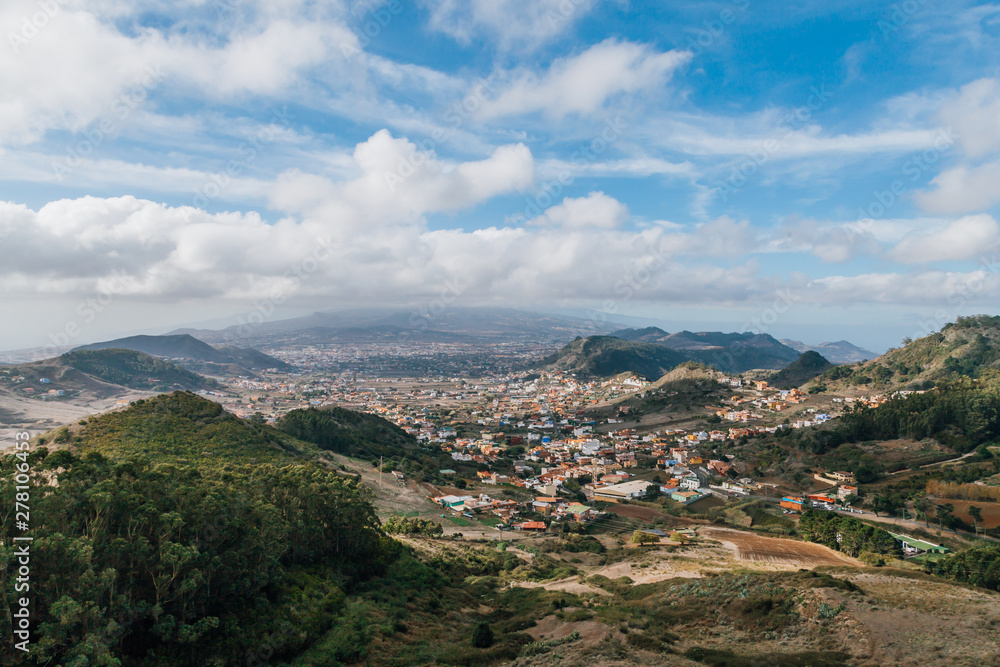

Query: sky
[2,0,1000,353]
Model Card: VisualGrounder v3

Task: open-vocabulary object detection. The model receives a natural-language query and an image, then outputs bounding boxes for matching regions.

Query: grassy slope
[60,348,215,391]
[53,390,317,463]
[821,315,1000,391]
[769,351,834,389]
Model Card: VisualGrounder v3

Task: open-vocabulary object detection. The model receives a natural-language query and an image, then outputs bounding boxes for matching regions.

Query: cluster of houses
[430,491,601,530]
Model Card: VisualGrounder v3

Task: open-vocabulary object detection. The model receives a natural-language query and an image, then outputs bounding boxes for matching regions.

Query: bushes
[933,544,1000,591]
[471,621,494,648]
[383,516,444,536]
[798,510,902,559]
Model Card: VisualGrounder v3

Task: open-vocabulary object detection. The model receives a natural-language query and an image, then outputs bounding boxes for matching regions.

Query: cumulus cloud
[0,0,353,144]
[914,77,1000,215]
[914,160,1000,215]
[478,40,691,120]
[939,78,1000,159]
[531,192,629,229]
[269,129,534,229]
[887,214,1000,264]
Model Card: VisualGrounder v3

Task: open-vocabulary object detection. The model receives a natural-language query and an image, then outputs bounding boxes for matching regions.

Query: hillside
[75,333,292,373]
[60,348,215,391]
[821,315,1000,391]
[781,339,877,364]
[2,393,393,665]
[541,336,689,378]
[542,332,800,377]
[769,351,834,389]
[609,326,669,342]
[49,390,314,463]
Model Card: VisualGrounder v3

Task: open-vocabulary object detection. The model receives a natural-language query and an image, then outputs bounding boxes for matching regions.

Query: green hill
[275,407,459,481]
[822,315,1000,391]
[56,390,314,463]
[541,335,689,379]
[75,333,292,373]
[542,332,800,377]
[1,393,394,665]
[769,351,834,389]
[60,348,215,391]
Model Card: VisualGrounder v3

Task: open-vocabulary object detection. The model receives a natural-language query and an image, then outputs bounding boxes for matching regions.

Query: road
[744,493,1000,545]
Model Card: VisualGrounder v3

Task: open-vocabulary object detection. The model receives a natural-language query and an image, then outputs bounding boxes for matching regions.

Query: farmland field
[931,497,1000,529]
[703,526,860,567]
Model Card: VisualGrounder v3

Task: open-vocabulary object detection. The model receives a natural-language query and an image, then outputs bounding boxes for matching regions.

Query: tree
[969,505,983,535]
[936,503,955,531]
[913,498,932,528]
[472,621,494,648]
[631,530,660,545]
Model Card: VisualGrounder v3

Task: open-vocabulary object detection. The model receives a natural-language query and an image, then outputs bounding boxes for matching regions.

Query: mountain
[822,315,1000,391]
[768,351,834,389]
[541,336,689,379]
[609,326,669,342]
[170,307,621,346]
[0,349,213,405]
[542,331,800,377]
[781,339,878,364]
[74,333,292,374]
[59,349,216,391]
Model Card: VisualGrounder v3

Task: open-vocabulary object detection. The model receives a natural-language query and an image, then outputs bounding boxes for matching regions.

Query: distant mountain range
[0,348,214,404]
[171,307,620,346]
[542,330,802,377]
[75,334,292,375]
[780,339,877,364]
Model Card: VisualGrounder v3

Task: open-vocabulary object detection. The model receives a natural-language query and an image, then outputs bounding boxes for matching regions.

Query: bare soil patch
[703,526,860,567]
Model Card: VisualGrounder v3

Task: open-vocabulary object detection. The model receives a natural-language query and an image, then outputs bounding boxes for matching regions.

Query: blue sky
[2,0,1000,353]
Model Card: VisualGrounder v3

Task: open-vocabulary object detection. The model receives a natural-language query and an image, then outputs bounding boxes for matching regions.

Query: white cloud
[939,77,1000,159]
[888,214,1000,264]
[914,159,1000,215]
[423,0,597,51]
[0,1,353,145]
[478,40,691,120]
[532,192,629,229]
[269,129,534,229]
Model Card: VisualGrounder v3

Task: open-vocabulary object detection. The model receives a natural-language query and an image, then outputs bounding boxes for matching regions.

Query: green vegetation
[0,447,392,665]
[822,315,1000,390]
[60,348,214,390]
[542,332,799,377]
[383,516,444,536]
[933,543,1000,591]
[837,373,1000,453]
[72,391,315,463]
[276,407,456,484]
[798,510,902,558]
[768,350,834,389]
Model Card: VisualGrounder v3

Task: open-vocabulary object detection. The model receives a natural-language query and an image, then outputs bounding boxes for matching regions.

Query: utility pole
[379,456,383,489]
